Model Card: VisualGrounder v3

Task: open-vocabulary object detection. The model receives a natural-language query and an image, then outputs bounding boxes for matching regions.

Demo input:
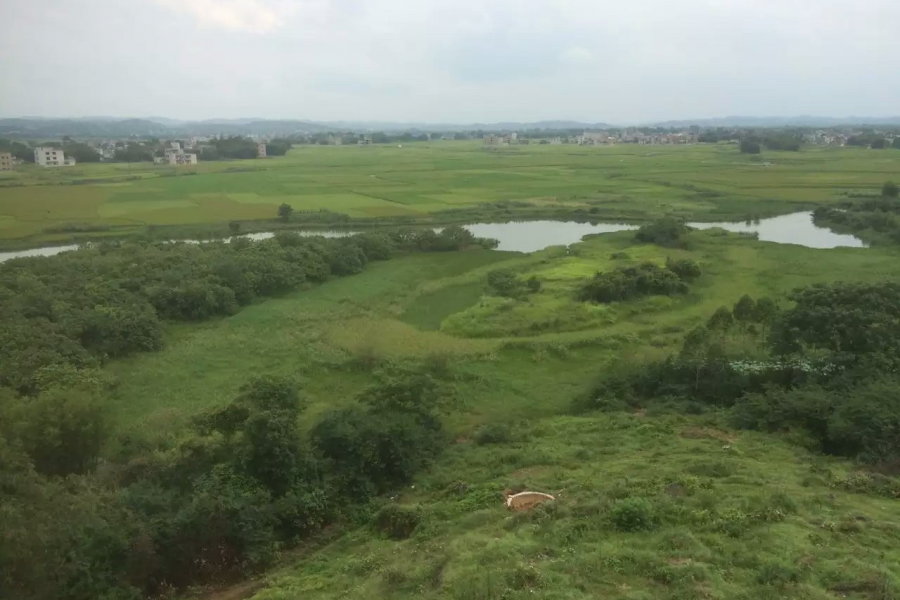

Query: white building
[34,147,73,167]
[0,152,12,171]
[257,143,267,158]
[153,143,198,165]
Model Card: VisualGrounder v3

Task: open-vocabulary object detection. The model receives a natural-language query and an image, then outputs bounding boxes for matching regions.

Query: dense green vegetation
[814,180,900,244]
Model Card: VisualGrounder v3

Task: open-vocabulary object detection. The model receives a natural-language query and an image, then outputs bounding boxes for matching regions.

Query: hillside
[249,411,900,600]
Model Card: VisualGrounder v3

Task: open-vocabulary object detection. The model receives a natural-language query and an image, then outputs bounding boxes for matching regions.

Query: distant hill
[647,115,900,128]
[317,120,613,132]
[0,118,335,139]
[3,115,899,139]
[0,118,171,138]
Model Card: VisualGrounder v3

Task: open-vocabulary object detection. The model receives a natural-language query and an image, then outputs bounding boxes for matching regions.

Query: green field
[1,142,897,245]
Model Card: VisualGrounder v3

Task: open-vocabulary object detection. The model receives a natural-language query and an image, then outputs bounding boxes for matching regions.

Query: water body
[688,211,867,249]
[0,212,867,264]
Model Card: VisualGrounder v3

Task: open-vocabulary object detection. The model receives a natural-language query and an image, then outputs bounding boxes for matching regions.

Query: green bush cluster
[0,370,452,600]
[634,218,690,247]
[583,282,900,466]
[580,262,693,304]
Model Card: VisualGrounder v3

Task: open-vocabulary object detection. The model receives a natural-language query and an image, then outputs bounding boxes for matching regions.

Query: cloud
[151,0,286,33]
[1,0,899,122]
[561,47,593,64]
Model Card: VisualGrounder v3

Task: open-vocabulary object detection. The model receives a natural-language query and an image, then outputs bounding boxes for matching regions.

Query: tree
[634,218,689,248]
[894,138,900,150]
[2,389,109,477]
[666,257,701,280]
[754,296,778,340]
[228,220,241,234]
[114,143,153,162]
[265,138,293,156]
[277,203,294,222]
[871,138,887,149]
[62,141,101,163]
[740,140,762,154]
[371,132,390,144]
[488,270,524,298]
[733,294,757,325]
[707,306,734,330]
[883,181,899,198]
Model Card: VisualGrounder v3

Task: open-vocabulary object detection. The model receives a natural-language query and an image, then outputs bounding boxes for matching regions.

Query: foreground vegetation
[5,214,900,599]
[1,142,897,247]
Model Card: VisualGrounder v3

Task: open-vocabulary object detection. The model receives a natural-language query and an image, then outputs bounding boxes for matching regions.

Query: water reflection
[0,211,868,263]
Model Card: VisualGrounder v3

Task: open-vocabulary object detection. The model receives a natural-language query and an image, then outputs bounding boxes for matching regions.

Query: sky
[1,0,898,124]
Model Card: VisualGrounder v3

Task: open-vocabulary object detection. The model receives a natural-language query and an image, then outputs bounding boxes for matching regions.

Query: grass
[250,411,900,600]
[2,142,897,246]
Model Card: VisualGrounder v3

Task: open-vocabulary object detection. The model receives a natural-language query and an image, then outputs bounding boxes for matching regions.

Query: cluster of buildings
[152,142,198,165]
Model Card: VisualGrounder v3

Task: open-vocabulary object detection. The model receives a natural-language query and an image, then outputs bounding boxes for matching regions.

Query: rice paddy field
[1,142,897,245]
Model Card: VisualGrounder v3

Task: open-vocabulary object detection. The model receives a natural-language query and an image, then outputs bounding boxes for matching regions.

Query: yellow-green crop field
[1,142,897,244]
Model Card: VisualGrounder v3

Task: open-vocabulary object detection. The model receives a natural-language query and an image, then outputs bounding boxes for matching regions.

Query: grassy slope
[1,143,897,243]
[250,412,900,600]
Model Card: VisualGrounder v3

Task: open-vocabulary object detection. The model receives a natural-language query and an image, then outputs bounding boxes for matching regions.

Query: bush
[884,181,899,199]
[580,263,688,303]
[610,497,657,531]
[666,258,702,281]
[635,218,689,247]
[373,504,421,540]
[756,561,801,587]
[473,422,512,445]
[740,140,762,154]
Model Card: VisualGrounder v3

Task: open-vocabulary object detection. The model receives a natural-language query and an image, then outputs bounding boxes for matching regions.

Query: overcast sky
[1,0,898,123]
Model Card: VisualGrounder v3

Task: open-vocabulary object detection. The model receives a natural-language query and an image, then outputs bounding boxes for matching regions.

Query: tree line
[0,227,492,396]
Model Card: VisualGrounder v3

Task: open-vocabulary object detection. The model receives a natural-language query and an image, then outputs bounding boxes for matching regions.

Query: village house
[34,146,74,167]
[153,142,198,165]
[0,152,13,171]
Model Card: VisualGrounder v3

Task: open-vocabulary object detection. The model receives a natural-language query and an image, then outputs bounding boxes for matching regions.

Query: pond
[0,211,867,264]
[687,211,867,249]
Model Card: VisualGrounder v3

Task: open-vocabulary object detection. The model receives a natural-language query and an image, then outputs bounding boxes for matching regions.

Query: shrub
[373,504,421,540]
[580,263,688,303]
[756,561,801,587]
[474,423,512,445]
[634,218,689,247]
[740,140,762,154]
[610,498,657,532]
[666,258,701,281]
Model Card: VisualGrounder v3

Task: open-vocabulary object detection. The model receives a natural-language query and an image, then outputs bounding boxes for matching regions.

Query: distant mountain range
[1,116,898,139]
[0,118,336,139]
[646,115,900,128]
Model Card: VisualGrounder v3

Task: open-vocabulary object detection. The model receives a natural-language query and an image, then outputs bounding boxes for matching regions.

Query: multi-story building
[257,143,267,158]
[153,142,198,165]
[34,146,68,167]
[0,152,12,171]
